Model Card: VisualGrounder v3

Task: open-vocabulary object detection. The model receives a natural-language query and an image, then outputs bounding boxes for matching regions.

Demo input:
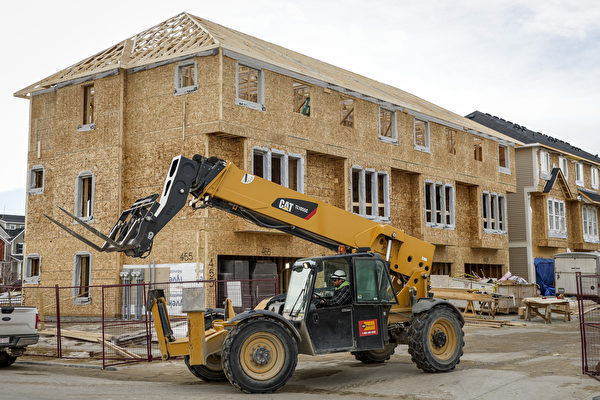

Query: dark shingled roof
[5,227,24,241]
[579,187,600,204]
[0,214,25,224]
[465,111,600,165]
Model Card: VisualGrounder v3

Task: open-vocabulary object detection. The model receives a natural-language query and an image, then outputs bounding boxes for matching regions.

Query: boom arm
[47,154,435,306]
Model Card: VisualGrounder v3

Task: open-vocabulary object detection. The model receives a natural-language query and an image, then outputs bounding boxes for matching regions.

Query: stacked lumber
[463,317,526,328]
[38,328,142,359]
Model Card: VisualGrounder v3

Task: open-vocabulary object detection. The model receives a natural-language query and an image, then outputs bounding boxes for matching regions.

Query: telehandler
[47,154,464,393]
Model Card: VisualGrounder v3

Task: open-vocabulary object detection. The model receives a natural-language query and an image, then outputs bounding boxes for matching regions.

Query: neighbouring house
[14,13,520,315]
[0,214,25,286]
[466,111,600,283]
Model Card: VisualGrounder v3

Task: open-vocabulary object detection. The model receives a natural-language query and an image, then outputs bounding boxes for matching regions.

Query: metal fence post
[54,284,62,358]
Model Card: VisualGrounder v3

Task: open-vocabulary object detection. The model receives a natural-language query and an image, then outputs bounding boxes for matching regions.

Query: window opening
[447,128,456,155]
[377,174,386,217]
[288,157,299,191]
[340,98,354,128]
[352,169,361,214]
[76,172,94,220]
[293,82,310,116]
[351,167,388,220]
[431,262,451,275]
[464,263,503,279]
[252,148,303,192]
[179,64,195,88]
[379,108,394,140]
[25,255,41,283]
[592,167,599,189]
[253,151,266,178]
[29,165,45,194]
[498,144,509,173]
[425,182,454,228]
[238,65,259,103]
[583,206,599,242]
[474,138,483,161]
[559,156,568,180]
[576,162,584,185]
[75,254,91,300]
[83,85,94,125]
[414,119,429,151]
[547,198,567,237]
[271,154,283,185]
[540,150,550,177]
[482,192,506,233]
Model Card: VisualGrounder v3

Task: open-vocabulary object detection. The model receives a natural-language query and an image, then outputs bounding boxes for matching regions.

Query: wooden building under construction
[15,12,519,314]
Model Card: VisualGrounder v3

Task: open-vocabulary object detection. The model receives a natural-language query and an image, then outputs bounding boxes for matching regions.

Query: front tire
[222,318,298,393]
[408,305,464,372]
[352,342,397,364]
[0,351,17,368]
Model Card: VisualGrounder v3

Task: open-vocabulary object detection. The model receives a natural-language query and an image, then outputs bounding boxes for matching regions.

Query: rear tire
[222,318,298,393]
[352,342,397,364]
[408,305,464,372]
[0,351,17,368]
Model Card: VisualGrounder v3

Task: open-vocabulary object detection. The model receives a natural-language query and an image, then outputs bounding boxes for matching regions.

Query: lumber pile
[38,328,142,359]
[463,317,526,328]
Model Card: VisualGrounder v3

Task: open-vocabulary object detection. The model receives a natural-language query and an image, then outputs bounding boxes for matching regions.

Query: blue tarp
[535,258,556,296]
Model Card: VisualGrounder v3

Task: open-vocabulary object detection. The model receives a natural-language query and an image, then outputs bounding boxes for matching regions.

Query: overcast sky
[2,0,599,214]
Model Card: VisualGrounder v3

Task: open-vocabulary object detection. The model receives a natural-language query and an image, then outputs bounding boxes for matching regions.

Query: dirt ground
[3,315,600,400]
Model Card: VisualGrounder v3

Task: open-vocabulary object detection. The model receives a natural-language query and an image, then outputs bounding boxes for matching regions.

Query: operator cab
[283,253,397,355]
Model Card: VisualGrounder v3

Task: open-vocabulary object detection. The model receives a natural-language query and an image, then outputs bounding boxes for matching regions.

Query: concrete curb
[16,360,118,371]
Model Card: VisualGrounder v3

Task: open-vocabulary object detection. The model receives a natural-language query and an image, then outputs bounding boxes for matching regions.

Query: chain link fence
[577,272,600,380]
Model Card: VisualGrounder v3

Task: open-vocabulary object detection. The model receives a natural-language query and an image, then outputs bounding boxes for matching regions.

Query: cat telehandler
[47,154,464,393]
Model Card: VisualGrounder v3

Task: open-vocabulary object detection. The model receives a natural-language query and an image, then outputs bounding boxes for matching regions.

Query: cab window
[354,258,396,304]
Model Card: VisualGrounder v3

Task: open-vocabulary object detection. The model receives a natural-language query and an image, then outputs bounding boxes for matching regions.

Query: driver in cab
[317,270,352,307]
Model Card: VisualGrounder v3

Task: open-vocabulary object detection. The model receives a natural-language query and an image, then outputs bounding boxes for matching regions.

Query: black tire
[222,318,298,393]
[352,342,397,364]
[408,305,464,372]
[184,311,227,382]
[184,354,227,382]
[0,351,17,368]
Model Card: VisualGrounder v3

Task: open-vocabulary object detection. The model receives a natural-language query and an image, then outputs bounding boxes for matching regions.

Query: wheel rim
[239,331,285,381]
[204,354,223,372]
[429,318,457,361]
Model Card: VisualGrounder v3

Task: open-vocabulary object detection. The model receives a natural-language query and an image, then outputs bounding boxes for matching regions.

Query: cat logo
[271,198,318,220]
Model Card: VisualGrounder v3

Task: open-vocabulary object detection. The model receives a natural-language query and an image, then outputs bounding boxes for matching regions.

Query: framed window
[236,63,265,111]
[424,181,454,229]
[498,144,510,174]
[75,171,95,221]
[547,198,567,237]
[28,165,45,195]
[482,192,506,233]
[464,263,503,279]
[592,167,599,189]
[446,128,456,155]
[540,149,550,178]
[174,61,198,95]
[414,119,430,152]
[576,162,584,186]
[293,82,310,116]
[340,97,354,128]
[251,148,304,192]
[474,138,483,161]
[25,254,41,284]
[582,206,599,242]
[15,243,23,255]
[379,108,397,142]
[73,252,92,304]
[82,84,95,126]
[351,167,389,220]
[559,156,568,180]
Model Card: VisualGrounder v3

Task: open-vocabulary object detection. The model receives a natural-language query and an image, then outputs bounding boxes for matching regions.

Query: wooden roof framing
[15,12,518,144]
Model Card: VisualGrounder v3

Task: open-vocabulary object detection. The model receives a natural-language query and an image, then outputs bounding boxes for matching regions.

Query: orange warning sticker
[358,319,378,336]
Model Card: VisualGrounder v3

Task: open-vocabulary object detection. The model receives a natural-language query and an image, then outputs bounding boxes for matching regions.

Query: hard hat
[331,270,347,281]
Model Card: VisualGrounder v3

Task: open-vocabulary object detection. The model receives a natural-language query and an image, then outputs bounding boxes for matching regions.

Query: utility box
[554,252,600,296]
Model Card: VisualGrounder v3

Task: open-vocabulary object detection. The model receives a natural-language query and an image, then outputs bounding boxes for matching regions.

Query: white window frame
[378,107,397,143]
[75,171,95,223]
[482,191,507,234]
[351,166,390,222]
[251,147,304,193]
[73,251,92,304]
[498,145,510,174]
[575,162,584,186]
[559,156,568,180]
[540,149,550,179]
[424,181,455,229]
[174,60,198,96]
[24,254,41,284]
[414,119,430,152]
[582,205,599,243]
[547,198,567,238]
[28,165,45,195]
[592,167,599,189]
[235,62,265,111]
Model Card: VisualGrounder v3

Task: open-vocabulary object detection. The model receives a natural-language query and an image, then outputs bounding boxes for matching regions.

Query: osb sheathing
[26,52,517,313]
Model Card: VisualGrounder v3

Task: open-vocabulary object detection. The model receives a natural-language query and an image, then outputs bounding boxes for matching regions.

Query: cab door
[305,304,354,353]
[351,256,398,352]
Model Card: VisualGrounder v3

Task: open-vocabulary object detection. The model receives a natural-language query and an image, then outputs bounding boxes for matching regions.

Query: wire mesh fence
[0,277,278,368]
[577,273,600,380]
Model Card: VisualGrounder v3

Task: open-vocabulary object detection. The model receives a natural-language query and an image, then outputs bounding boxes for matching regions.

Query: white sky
[2,0,599,214]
